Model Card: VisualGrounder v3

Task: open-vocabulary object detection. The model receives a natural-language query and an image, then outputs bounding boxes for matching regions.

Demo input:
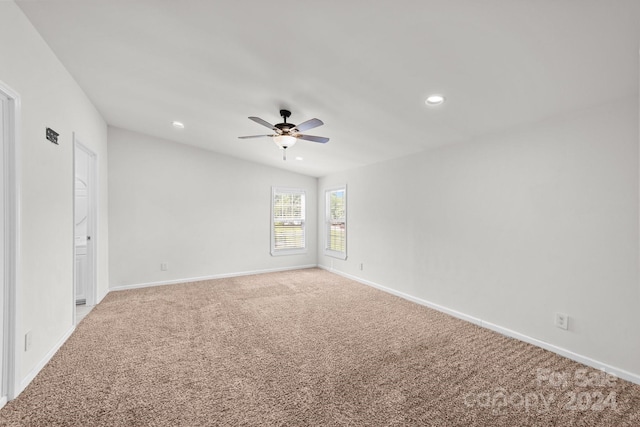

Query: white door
[0,91,6,406]
[0,81,19,404]
[73,140,96,313]
[74,176,88,303]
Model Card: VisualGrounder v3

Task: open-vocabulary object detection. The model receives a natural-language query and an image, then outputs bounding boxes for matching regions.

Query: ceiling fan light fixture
[425,95,445,106]
[273,134,297,149]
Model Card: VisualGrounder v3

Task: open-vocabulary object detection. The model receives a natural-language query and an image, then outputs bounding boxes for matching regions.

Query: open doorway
[73,136,97,325]
[1,80,20,405]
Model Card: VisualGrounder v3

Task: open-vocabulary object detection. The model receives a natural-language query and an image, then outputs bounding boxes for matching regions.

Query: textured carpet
[1,268,639,426]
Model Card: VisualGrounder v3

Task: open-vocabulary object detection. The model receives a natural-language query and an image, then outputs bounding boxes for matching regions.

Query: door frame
[73,135,97,324]
[0,80,21,404]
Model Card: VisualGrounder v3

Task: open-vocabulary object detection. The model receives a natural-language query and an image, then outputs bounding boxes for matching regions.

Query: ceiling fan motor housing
[275,123,295,133]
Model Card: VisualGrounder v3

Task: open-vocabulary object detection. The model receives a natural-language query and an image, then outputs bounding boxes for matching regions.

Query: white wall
[319,97,640,378]
[0,2,108,384]
[108,127,317,288]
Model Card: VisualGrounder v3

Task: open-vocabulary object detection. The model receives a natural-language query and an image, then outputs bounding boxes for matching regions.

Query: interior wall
[108,127,317,288]
[319,97,640,377]
[0,2,108,382]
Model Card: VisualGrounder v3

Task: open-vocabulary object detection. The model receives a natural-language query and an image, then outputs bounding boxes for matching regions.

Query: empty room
[1,0,640,425]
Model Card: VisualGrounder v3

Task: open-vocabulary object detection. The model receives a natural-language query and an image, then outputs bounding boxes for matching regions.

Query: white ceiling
[16,0,640,177]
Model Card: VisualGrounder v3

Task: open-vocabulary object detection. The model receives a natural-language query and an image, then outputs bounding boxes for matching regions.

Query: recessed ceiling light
[295,156,304,161]
[172,121,185,129]
[425,95,445,106]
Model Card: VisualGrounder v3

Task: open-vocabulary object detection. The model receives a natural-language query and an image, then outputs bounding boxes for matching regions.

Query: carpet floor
[1,268,639,426]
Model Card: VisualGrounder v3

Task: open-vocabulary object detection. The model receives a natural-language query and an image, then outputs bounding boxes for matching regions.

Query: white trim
[109,264,318,292]
[96,287,109,304]
[0,80,21,401]
[18,326,75,394]
[73,137,98,327]
[270,249,309,257]
[0,395,6,409]
[72,138,77,326]
[319,266,640,386]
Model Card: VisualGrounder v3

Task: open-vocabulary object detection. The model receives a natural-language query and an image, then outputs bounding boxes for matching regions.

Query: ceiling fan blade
[293,118,323,133]
[249,117,281,133]
[238,134,276,139]
[297,134,329,143]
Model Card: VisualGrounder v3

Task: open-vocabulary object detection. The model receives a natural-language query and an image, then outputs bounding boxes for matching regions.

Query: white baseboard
[320,265,640,386]
[109,264,319,292]
[478,320,640,385]
[0,395,7,410]
[96,286,109,304]
[19,325,75,395]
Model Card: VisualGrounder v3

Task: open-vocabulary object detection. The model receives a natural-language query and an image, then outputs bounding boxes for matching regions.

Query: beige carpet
[1,268,639,426]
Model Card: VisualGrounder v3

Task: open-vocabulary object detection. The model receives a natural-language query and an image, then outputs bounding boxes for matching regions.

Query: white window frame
[271,187,307,256]
[324,185,347,260]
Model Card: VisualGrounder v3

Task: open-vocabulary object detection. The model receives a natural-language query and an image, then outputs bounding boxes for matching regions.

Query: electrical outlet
[25,331,32,351]
[555,312,569,330]
[161,263,168,271]
[360,263,364,271]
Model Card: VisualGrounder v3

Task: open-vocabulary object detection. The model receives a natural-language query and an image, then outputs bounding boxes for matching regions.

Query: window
[324,186,347,259]
[271,187,306,255]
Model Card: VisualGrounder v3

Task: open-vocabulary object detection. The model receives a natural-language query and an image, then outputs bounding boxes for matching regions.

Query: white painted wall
[0,2,108,384]
[108,127,317,288]
[319,97,640,377]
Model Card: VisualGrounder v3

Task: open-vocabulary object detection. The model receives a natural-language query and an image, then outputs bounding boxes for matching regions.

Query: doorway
[1,86,6,408]
[73,137,97,324]
[0,80,20,405]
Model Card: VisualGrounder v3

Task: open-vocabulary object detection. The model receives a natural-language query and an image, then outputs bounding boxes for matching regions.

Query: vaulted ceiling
[17,0,640,177]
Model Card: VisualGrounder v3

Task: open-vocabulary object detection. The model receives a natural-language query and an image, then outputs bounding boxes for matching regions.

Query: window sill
[271,249,308,257]
[324,250,347,260]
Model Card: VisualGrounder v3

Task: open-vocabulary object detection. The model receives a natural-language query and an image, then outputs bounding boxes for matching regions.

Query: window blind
[325,187,346,258]
[272,188,306,254]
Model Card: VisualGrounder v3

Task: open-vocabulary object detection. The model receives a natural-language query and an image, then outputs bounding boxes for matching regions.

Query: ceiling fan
[239,109,329,160]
